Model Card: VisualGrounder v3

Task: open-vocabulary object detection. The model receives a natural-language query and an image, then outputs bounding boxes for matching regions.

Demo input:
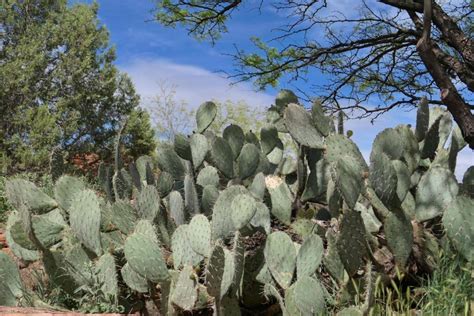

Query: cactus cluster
[2,90,473,314]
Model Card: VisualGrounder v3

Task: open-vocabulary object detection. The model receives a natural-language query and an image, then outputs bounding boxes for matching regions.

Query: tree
[148,81,196,142]
[148,81,265,141]
[154,0,474,148]
[0,0,156,171]
[209,99,266,134]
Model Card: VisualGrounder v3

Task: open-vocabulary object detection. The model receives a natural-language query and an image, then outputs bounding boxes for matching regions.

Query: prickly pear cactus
[4,89,472,315]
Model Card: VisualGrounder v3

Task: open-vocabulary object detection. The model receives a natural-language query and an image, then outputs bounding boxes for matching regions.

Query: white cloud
[120,58,274,110]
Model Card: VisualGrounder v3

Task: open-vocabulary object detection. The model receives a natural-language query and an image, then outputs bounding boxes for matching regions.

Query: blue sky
[77,0,470,178]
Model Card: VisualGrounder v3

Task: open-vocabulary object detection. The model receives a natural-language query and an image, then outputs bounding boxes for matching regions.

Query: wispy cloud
[121,57,274,109]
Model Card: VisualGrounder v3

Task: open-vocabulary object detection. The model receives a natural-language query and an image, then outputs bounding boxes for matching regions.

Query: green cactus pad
[31,214,64,248]
[95,253,118,300]
[238,143,261,180]
[221,248,236,299]
[156,171,174,197]
[384,209,413,267]
[462,166,474,197]
[293,277,326,315]
[415,97,429,141]
[0,252,23,305]
[415,167,458,221]
[212,185,248,239]
[266,139,284,165]
[245,130,261,145]
[421,116,441,160]
[9,220,36,250]
[145,161,155,186]
[5,212,39,261]
[264,231,297,289]
[171,224,204,268]
[174,133,192,161]
[369,152,398,208]
[401,191,416,219]
[172,265,198,311]
[284,284,300,316]
[325,134,369,173]
[169,191,186,225]
[206,245,226,298]
[297,234,324,278]
[255,263,275,286]
[331,156,364,209]
[201,185,219,217]
[442,195,474,261]
[98,163,114,202]
[121,263,149,293]
[395,124,420,173]
[231,194,257,230]
[336,211,367,276]
[223,124,245,160]
[326,177,342,217]
[265,175,292,225]
[110,201,137,234]
[137,185,160,221]
[284,103,324,148]
[211,137,235,178]
[128,162,142,190]
[124,232,169,282]
[260,125,280,155]
[355,203,382,233]
[311,101,332,137]
[184,174,200,215]
[371,128,404,161]
[64,243,94,286]
[219,296,242,316]
[232,232,245,298]
[250,202,271,234]
[156,145,186,180]
[190,133,209,168]
[136,155,153,180]
[275,89,299,111]
[448,135,460,173]
[392,160,411,202]
[69,189,102,256]
[197,166,220,188]
[53,176,86,211]
[249,172,266,201]
[196,101,217,133]
[101,230,125,252]
[187,215,211,257]
[134,219,160,244]
[6,179,57,214]
[438,112,452,149]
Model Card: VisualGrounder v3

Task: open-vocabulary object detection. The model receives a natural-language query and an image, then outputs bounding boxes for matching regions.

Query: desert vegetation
[0,0,472,315]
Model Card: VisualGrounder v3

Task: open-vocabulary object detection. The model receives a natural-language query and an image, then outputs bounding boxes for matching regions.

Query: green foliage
[0,0,155,171]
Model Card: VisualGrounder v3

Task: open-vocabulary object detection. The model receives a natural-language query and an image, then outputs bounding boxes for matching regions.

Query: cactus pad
[231,194,257,230]
[442,195,474,261]
[124,232,169,282]
[284,103,324,148]
[54,176,86,211]
[297,234,324,278]
[187,215,212,257]
[415,167,458,221]
[264,231,296,289]
[196,101,217,133]
[69,189,102,256]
